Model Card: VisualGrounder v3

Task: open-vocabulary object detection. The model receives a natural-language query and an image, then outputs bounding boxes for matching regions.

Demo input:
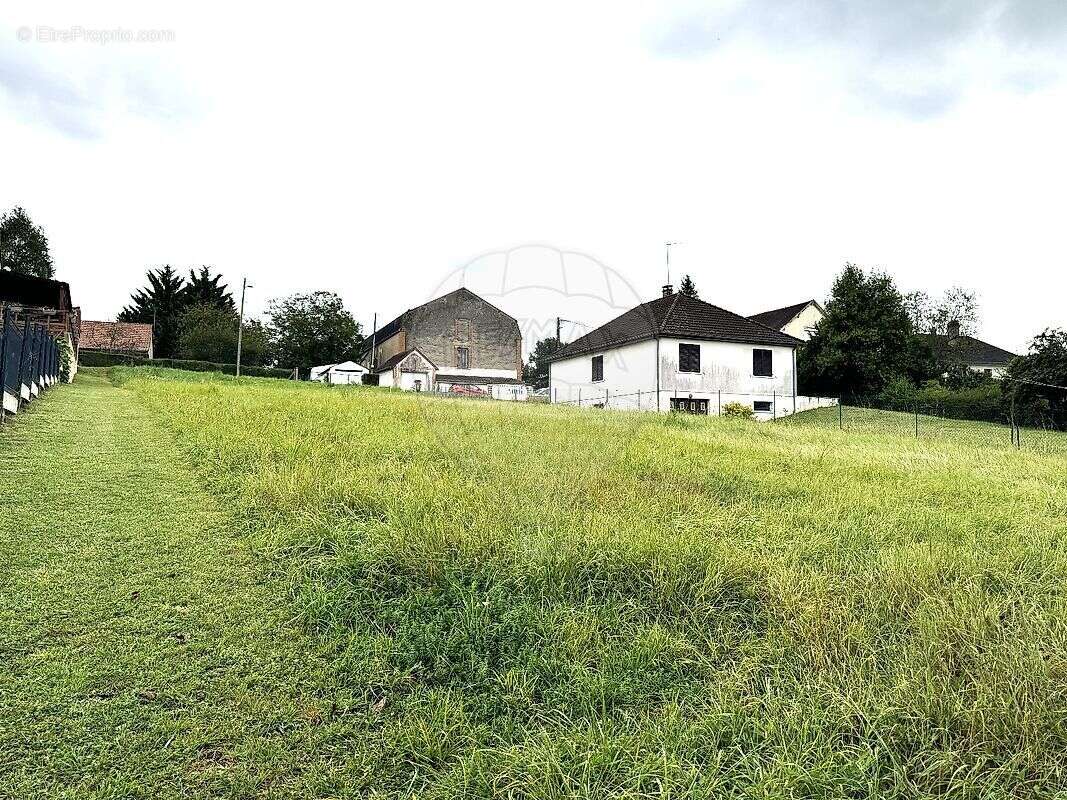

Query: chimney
[947,320,961,340]
[661,284,674,298]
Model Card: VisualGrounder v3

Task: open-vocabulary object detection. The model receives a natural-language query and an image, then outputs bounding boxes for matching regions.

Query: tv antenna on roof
[665,241,681,290]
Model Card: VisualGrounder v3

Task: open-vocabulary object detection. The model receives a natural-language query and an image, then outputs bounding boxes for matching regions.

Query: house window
[983,368,992,377]
[456,319,471,341]
[679,343,700,373]
[753,400,772,413]
[456,346,470,369]
[753,349,773,377]
[591,355,604,382]
[670,397,708,415]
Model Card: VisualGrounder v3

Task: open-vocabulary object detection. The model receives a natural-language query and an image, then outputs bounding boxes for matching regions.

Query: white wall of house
[549,339,658,409]
[550,337,825,419]
[968,364,1009,379]
[399,371,431,391]
[780,303,823,341]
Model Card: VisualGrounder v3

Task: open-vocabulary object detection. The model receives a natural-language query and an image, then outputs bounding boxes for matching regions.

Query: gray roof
[550,292,801,362]
[748,300,818,331]
[374,348,437,372]
[920,333,1017,367]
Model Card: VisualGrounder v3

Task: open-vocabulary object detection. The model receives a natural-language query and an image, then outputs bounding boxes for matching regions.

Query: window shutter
[679,343,700,373]
[753,349,772,377]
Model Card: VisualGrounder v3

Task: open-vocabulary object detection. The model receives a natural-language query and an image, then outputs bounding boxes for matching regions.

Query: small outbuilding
[310,360,368,385]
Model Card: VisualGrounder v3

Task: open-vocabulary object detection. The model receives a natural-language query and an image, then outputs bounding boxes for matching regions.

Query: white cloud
[0,0,1063,356]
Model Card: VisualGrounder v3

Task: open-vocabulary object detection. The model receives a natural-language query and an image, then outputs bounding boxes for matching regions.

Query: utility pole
[370,312,378,370]
[236,277,252,377]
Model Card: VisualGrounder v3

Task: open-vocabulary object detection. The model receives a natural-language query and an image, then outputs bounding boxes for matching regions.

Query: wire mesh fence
[547,387,837,418]
[0,306,63,421]
[782,398,1067,456]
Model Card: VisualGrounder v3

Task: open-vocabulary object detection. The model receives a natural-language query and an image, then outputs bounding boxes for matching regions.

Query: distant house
[922,321,1016,378]
[748,300,825,341]
[548,285,836,419]
[360,288,527,400]
[79,320,154,359]
[310,360,368,385]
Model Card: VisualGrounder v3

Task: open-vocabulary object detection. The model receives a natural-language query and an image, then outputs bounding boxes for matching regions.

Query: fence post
[718,389,721,416]
[838,401,843,429]
[637,388,641,410]
[0,307,7,420]
[772,391,776,420]
[35,325,44,393]
[578,387,582,407]
[16,319,31,408]
[605,388,609,408]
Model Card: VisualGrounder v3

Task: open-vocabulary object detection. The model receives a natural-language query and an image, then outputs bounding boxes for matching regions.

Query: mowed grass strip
[0,374,367,799]
[109,367,1067,799]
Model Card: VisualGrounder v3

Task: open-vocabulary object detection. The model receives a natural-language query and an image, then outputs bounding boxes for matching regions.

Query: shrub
[57,335,75,383]
[721,402,753,419]
[77,350,293,379]
[875,377,1004,423]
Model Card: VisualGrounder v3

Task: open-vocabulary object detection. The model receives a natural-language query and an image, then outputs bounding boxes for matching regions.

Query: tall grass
[118,368,1067,798]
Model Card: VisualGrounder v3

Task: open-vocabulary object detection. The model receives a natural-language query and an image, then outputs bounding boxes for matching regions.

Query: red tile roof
[79,320,153,355]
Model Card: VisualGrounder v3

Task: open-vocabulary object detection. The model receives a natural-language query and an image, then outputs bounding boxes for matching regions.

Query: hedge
[77,350,294,379]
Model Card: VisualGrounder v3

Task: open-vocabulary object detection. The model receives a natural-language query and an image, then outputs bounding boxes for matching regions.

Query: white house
[748,299,825,341]
[548,287,836,419]
[921,321,1017,379]
[310,360,368,385]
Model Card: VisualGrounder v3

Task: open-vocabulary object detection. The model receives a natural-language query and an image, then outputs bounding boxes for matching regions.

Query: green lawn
[3,369,1067,798]
[785,404,1067,456]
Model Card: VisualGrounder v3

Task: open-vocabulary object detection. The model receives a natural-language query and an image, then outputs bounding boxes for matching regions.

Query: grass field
[786,404,1067,456]
[3,368,1067,798]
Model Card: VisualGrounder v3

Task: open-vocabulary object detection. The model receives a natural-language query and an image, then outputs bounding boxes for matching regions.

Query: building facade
[363,288,526,399]
[549,288,835,419]
[748,299,825,342]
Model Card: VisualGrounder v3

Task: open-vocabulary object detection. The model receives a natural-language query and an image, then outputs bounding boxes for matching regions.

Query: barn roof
[0,271,73,311]
[374,347,438,372]
[550,292,801,362]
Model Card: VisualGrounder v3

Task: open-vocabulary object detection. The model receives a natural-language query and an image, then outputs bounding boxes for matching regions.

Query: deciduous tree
[178,303,267,365]
[799,263,933,400]
[266,291,362,371]
[1004,328,1067,428]
[523,336,562,388]
[0,206,55,279]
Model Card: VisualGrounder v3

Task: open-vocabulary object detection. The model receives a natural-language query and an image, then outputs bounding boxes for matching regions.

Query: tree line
[800,263,1066,428]
[117,265,363,371]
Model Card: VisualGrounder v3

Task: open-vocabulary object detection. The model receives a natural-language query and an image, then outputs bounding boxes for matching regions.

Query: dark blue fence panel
[3,318,22,395]
[1,313,64,418]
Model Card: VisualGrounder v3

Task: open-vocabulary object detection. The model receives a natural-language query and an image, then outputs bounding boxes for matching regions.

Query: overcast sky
[2,1,1064,354]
